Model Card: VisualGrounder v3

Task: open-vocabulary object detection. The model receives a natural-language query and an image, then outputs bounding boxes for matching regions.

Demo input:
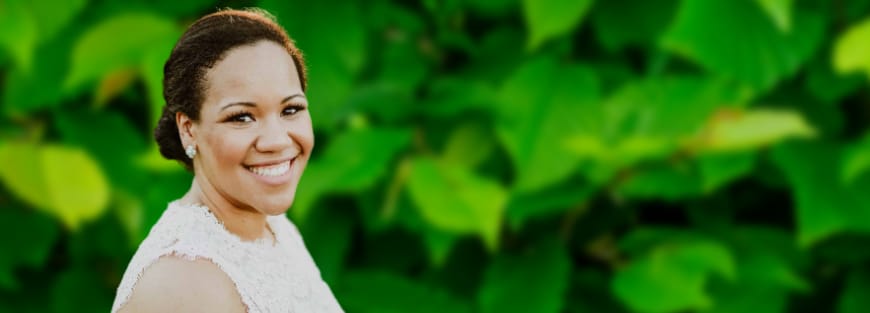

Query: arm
[116,255,246,313]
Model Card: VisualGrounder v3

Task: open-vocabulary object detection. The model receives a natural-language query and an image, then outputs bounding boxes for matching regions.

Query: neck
[180,176,272,242]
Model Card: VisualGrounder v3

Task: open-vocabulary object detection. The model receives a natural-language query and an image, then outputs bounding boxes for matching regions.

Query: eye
[283,104,306,116]
[225,112,254,123]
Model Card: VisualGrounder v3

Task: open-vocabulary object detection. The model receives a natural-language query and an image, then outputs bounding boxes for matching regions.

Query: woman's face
[184,40,313,216]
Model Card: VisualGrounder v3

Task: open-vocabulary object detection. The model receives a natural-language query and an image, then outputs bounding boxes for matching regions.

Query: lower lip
[245,158,296,186]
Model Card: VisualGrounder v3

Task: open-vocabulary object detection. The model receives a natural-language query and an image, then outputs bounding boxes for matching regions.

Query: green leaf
[618,162,704,200]
[55,110,147,191]
[478,238,571,313]
[842,132,870,184]
[141,35,178,131]
[497,57,600,192]
[613,233,736,313]
[406,157,507,251]
[0,0,37,71]
[698,152,756,192]
[336,270,473,313]
[2,27,75,116]
[27,0,86,43]
[0,143,110,230]
[506,182,595,230]
[50,268,112,313]
[64,13,179,92]
[805,51,865,104]
[522,0,593,50]
[662,0,824,91]
[834,17,870,80]
[754,0,794,32]
[566,77,750,184]
[771,142,870,246]
[441,123,495,169]
[292,128,412,221]
[705,284,789,313]
[839,269,870,313]
[0,207,58,289]
[692,108,816,154]
[297,207,352,284]
[590,0,679,51]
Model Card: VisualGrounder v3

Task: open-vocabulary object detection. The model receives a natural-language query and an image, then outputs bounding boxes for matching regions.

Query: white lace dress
[111,200,344,313]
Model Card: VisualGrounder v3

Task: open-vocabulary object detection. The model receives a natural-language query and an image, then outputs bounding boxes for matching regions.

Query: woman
[111,9,343,313]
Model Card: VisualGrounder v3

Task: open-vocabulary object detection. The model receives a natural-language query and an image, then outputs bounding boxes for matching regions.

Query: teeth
[247,160,291,177]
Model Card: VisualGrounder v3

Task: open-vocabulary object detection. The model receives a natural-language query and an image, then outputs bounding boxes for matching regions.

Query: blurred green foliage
[2,0,870,312]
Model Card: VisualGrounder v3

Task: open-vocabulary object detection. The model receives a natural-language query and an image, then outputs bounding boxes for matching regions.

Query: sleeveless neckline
[172,201,279,248]
[111,199,345,313]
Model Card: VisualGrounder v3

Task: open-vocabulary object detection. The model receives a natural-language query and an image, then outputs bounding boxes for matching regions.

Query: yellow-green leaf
[693,109,816,153]
[407,157,507,251]
[754,0,793,32]
[0,143,110,230]
[834,17,870,80]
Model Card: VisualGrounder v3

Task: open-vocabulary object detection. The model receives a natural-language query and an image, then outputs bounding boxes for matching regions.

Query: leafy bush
[2,0,870,312]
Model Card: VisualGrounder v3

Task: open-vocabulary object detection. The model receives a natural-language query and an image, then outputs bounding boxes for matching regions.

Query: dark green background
[2,0,870,312]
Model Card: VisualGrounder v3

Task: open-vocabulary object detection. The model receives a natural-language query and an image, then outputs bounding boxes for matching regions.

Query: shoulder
[116,255,246,313]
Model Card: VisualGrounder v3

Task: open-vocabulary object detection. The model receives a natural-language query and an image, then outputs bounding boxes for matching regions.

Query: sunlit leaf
[406,157,507,251]
[478,238,571,313]
[834,17,870,80]
[566,77,750,184]
[521,0,593,50]
[0,143,110,230]
[692,108,816,154]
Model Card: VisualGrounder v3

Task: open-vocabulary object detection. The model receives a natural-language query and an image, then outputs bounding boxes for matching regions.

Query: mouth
[244,157,296,178]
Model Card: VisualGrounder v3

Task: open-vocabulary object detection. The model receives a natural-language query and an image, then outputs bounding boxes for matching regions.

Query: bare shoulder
[116,255,246,313]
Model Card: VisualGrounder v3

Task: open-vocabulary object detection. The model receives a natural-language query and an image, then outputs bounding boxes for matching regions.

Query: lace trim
[111,201,344,313]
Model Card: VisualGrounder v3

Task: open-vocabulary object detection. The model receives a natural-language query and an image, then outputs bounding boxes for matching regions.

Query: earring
[185,145,197,159]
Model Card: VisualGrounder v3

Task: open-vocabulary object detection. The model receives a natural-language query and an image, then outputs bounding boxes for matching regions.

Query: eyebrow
[219,94,305,112]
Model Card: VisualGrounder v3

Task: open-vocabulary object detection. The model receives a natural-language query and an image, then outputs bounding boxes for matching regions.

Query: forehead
[203,40,301,100]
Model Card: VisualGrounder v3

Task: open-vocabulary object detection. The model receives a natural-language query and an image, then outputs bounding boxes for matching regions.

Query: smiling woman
[110,8,343,313]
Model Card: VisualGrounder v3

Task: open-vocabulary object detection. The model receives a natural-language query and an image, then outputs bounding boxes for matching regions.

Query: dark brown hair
[154,8,307,170]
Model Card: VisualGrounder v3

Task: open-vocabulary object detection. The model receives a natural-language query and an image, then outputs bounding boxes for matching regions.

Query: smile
[245,159,293,177]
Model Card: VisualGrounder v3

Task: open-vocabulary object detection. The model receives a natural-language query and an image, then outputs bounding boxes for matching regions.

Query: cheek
[292,115,315,153]
[204,129,251,167]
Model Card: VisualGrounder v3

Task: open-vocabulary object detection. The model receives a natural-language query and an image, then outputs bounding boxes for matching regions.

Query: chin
[254,193,296,216]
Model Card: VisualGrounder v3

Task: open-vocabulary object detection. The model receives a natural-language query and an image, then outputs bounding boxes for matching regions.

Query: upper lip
[245,156,296,168]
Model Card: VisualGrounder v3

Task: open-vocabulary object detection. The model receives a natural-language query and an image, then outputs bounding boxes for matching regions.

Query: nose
[254,117,296,154]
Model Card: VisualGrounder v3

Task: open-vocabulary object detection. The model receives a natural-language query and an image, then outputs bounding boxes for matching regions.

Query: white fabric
[111,200,344,313]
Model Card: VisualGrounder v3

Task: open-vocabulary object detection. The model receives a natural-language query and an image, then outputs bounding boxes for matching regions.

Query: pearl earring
[185,145,197,159]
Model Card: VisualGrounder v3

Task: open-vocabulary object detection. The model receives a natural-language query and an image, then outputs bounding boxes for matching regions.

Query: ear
[176,111,197,148]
